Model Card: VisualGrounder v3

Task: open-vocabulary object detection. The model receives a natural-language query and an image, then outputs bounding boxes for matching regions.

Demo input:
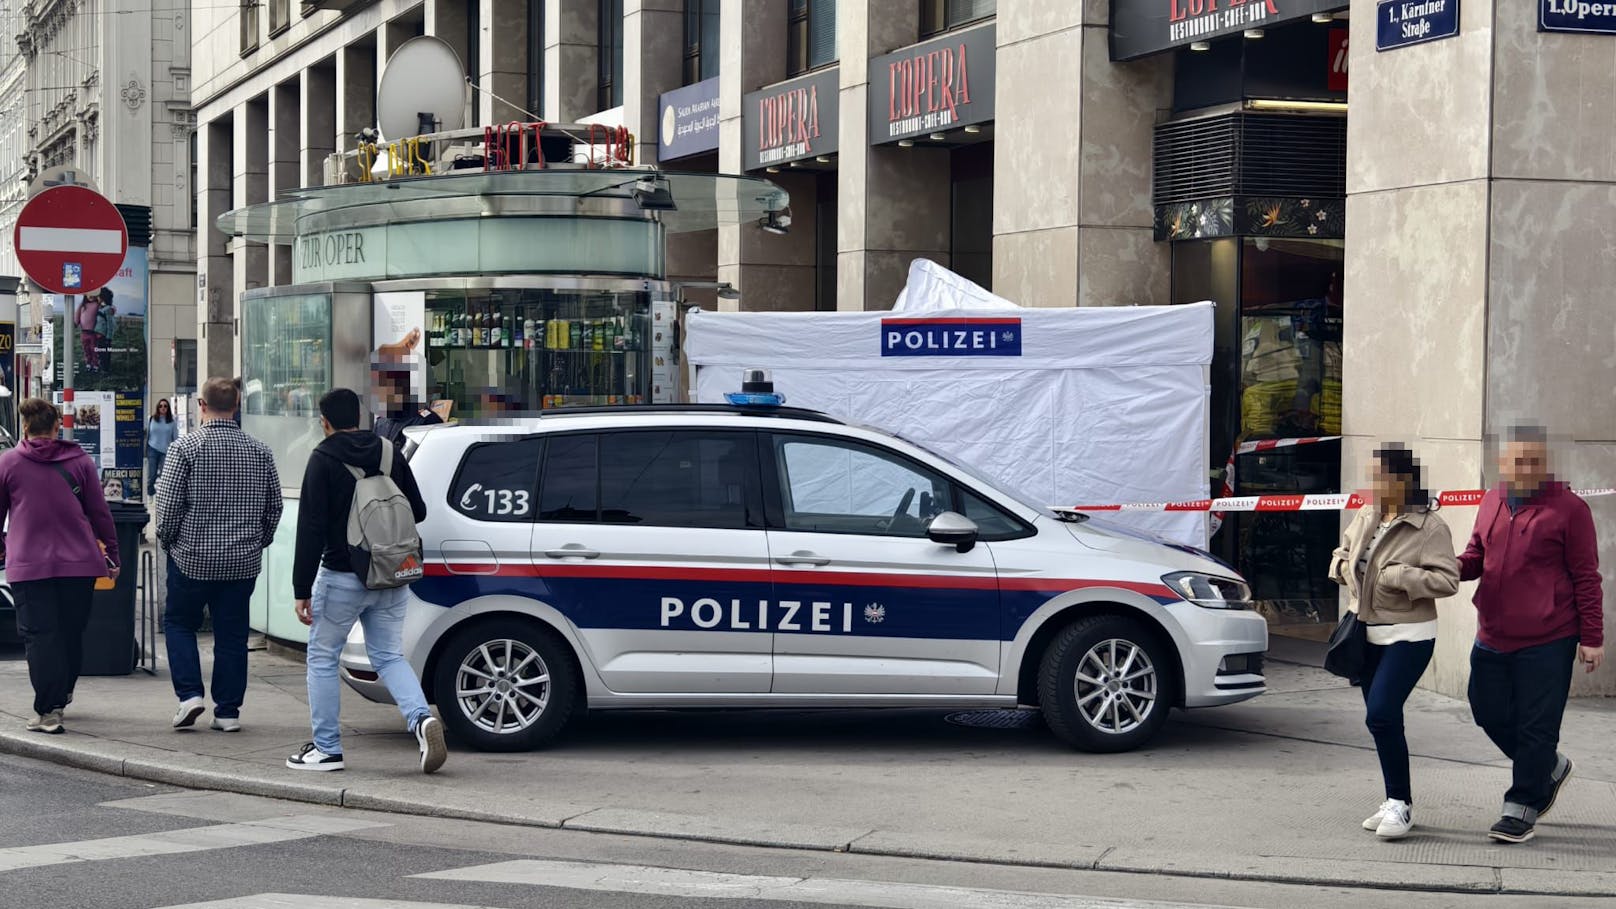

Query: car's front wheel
[1038,614,1176,753]
[432,618,578,752]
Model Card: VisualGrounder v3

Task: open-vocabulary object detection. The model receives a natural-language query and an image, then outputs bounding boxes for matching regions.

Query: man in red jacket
[1461,425,1605,844]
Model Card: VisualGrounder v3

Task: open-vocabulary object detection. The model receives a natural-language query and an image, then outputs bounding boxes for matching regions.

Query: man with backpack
[288,387,446,774]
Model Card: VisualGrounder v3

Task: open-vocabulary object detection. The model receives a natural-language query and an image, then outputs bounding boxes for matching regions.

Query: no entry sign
[12,185,128,295]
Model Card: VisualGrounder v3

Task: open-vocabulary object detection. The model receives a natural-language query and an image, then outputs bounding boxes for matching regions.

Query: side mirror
[927,511,980,553]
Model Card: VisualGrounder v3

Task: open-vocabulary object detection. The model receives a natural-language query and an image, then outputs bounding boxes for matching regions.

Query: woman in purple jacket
[0,398,120,734]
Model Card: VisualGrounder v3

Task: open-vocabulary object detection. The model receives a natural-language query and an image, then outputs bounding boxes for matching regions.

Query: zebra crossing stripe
[415,859,1252,909]
[0,815,387,874]
[149,897,498,909]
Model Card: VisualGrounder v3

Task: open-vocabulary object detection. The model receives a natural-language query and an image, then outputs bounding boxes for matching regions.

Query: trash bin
[79,501,149,676]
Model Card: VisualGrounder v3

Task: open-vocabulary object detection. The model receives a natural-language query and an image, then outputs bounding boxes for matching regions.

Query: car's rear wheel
[432,618,578,752]
[1038,614,1175,753]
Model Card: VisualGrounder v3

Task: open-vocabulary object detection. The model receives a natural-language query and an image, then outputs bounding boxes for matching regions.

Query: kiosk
[217,124,790,643]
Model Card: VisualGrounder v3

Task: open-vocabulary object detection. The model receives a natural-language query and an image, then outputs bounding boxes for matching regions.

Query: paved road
[2,754,1603,909]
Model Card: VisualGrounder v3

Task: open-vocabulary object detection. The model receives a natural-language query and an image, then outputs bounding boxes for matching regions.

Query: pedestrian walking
[155,377,283,733]
[0,398,121,734]
[1329,444,1459,839]
[287,387,446,774]
[1460,425,1604,844]
[146,398,177,497]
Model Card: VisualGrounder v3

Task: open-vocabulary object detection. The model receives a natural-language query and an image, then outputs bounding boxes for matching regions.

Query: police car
[340,395,1267,753]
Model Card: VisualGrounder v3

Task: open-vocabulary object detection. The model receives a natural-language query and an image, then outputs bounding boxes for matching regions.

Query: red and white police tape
[1056,487,1616,514]
[1211,435,1341,533]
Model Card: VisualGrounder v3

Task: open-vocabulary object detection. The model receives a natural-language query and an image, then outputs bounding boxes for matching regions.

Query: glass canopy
[217,169,791,242]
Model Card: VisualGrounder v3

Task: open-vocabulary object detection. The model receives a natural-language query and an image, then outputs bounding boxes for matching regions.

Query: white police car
[340,399,1266,753]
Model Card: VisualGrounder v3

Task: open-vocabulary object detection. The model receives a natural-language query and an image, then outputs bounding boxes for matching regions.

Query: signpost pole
[61,295,74,433]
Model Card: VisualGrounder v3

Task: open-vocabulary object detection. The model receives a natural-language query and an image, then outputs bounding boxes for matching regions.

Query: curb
[4,727,1613,899]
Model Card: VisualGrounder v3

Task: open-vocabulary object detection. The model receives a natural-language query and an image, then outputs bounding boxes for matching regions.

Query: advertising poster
[372,290,427,412]
[52,247,149,499]
[0,321,15,433]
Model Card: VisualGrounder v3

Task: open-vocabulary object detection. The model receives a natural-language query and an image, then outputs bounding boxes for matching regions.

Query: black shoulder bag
[1323,610,1368,684]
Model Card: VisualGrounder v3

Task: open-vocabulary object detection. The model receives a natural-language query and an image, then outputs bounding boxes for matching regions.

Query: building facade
[192,0,1616,695]
[7,0,196,404]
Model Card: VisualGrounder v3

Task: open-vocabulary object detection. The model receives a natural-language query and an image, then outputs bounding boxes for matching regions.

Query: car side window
[599,430,756,529]
[956,487,1032,540]
[449,438,542,522]
[538,434,599,522]
[773,435,950,538]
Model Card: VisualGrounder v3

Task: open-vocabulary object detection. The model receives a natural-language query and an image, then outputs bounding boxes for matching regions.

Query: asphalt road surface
[1,753,1603,909]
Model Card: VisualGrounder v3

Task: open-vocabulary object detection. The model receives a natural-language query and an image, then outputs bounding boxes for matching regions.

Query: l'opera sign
[868,24,995,145]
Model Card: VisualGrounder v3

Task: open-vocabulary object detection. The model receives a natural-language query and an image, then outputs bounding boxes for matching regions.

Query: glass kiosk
[222,165,789,643]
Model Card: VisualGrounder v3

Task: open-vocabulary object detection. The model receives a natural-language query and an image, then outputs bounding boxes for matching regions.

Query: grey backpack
[344,438,424,589]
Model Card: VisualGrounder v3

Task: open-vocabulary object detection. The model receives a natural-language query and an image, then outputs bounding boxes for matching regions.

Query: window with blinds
[788,0,837,77]
[598,0,624,110]
[921,0,995,37]
[683,0,720,84]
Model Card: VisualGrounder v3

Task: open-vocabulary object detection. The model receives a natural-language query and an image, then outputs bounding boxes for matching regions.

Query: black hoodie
[293,430,427,599]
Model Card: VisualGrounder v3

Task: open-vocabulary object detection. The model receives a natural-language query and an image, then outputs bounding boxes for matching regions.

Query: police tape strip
[1232,435,1341,456]
[1057,488,1616,514]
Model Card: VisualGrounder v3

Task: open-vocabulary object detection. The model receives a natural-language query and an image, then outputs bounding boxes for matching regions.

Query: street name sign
[1540,0,1616,33]
[12,185,129,295]
[1378,0,1461,50]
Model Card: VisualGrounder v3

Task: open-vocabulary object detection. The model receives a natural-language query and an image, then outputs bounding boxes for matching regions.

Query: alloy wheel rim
[455,639,551,735]
[1073,638,1157,735]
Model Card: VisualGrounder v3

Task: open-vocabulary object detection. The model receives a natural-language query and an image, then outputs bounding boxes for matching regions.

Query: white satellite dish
[376,36,468,143]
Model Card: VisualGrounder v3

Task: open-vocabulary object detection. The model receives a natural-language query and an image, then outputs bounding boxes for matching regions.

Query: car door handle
[775,551,831,567]
[544,545,600,560]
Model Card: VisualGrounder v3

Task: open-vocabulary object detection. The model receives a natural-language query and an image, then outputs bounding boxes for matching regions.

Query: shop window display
[240,292,332,482]
[424,286,651,416]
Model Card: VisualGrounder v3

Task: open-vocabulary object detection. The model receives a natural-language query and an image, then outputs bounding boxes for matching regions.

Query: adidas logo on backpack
[345,437,425,590]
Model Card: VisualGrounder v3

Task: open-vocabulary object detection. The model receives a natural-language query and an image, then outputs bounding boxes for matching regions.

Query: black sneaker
[1540,757,1574,820]
[1489,816,1536,844]
[285,743,345,772]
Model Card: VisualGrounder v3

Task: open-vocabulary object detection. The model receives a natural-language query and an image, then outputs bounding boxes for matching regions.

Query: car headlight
[1162,571,1252,609]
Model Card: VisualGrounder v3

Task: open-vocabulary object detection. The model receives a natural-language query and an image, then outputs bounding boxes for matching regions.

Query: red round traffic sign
[12,185,129,296]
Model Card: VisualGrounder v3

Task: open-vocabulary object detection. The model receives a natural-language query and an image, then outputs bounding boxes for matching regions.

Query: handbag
[1324,610,1368,684]
[50,463,117,590]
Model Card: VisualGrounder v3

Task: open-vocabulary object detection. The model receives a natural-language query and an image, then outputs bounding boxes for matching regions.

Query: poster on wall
[0,321,15,434]
[371,290,428,416]
[52,246,149,500]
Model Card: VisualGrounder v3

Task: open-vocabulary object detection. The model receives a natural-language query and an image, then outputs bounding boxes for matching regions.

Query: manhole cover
[945,709,1041,730]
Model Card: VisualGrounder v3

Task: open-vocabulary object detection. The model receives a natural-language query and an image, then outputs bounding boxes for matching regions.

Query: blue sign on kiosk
[1540,0,1616,33]
[1377,0,1461,50]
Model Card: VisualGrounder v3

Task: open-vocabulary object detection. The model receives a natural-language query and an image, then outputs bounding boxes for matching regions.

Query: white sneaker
[172,697,206,729]
[415,716,447,775]
[1363,798,1398,831]
[1375,800,1413,839]
[210,715,241,733]
[286,743,345,772]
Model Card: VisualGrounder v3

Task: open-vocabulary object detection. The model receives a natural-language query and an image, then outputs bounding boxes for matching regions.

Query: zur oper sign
[1110,0,1344,60]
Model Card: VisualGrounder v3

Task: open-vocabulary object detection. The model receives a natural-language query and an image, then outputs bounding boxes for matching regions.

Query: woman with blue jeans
[146,398,177,496]
[1329,444,1460,839]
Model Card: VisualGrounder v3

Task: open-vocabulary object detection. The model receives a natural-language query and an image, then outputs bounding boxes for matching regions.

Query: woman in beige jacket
[1328,444,1460,839]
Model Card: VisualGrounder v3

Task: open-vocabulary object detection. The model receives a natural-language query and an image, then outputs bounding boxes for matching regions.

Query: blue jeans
[1469,635,1579,821]
[306,567,431,755]
[164,563,256,719]
[146,449,166,496]
[1361,638,1435,803]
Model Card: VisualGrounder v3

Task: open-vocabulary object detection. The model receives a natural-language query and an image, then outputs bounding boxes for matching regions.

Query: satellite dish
[376,36,468,143]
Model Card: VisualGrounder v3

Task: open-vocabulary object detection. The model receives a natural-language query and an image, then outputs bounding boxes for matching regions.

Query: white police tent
[684,259,1214,546]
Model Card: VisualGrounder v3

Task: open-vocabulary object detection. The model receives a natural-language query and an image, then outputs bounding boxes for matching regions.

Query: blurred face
[1371,460,1411,509]
[1501,440,1550,492]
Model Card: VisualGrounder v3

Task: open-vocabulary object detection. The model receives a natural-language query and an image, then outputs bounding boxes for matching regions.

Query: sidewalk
[3,639,1616,898]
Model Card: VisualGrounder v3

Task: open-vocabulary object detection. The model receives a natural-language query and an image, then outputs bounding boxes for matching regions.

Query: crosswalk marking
[0,814,387,874]
[416,860,1250,909]
[151,897,500,909]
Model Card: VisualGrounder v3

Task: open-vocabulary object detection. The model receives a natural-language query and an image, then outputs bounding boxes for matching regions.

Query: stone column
[1341,0,1616,696]
[991,1,1168,308]
[546,0,599,122]
[478,0,531,124]
[301,63,337,186]
[197,117,235,381]
[425,0,474,126]
[623,0,682,165]
[229,99,270,374]
[335,39,377,156]
[268,79,300,286]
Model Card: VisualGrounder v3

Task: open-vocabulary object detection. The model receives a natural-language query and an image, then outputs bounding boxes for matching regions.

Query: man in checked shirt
[156,377,284,732]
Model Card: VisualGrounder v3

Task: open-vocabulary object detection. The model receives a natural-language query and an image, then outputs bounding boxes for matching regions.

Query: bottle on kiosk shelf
[524,316,537,349]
